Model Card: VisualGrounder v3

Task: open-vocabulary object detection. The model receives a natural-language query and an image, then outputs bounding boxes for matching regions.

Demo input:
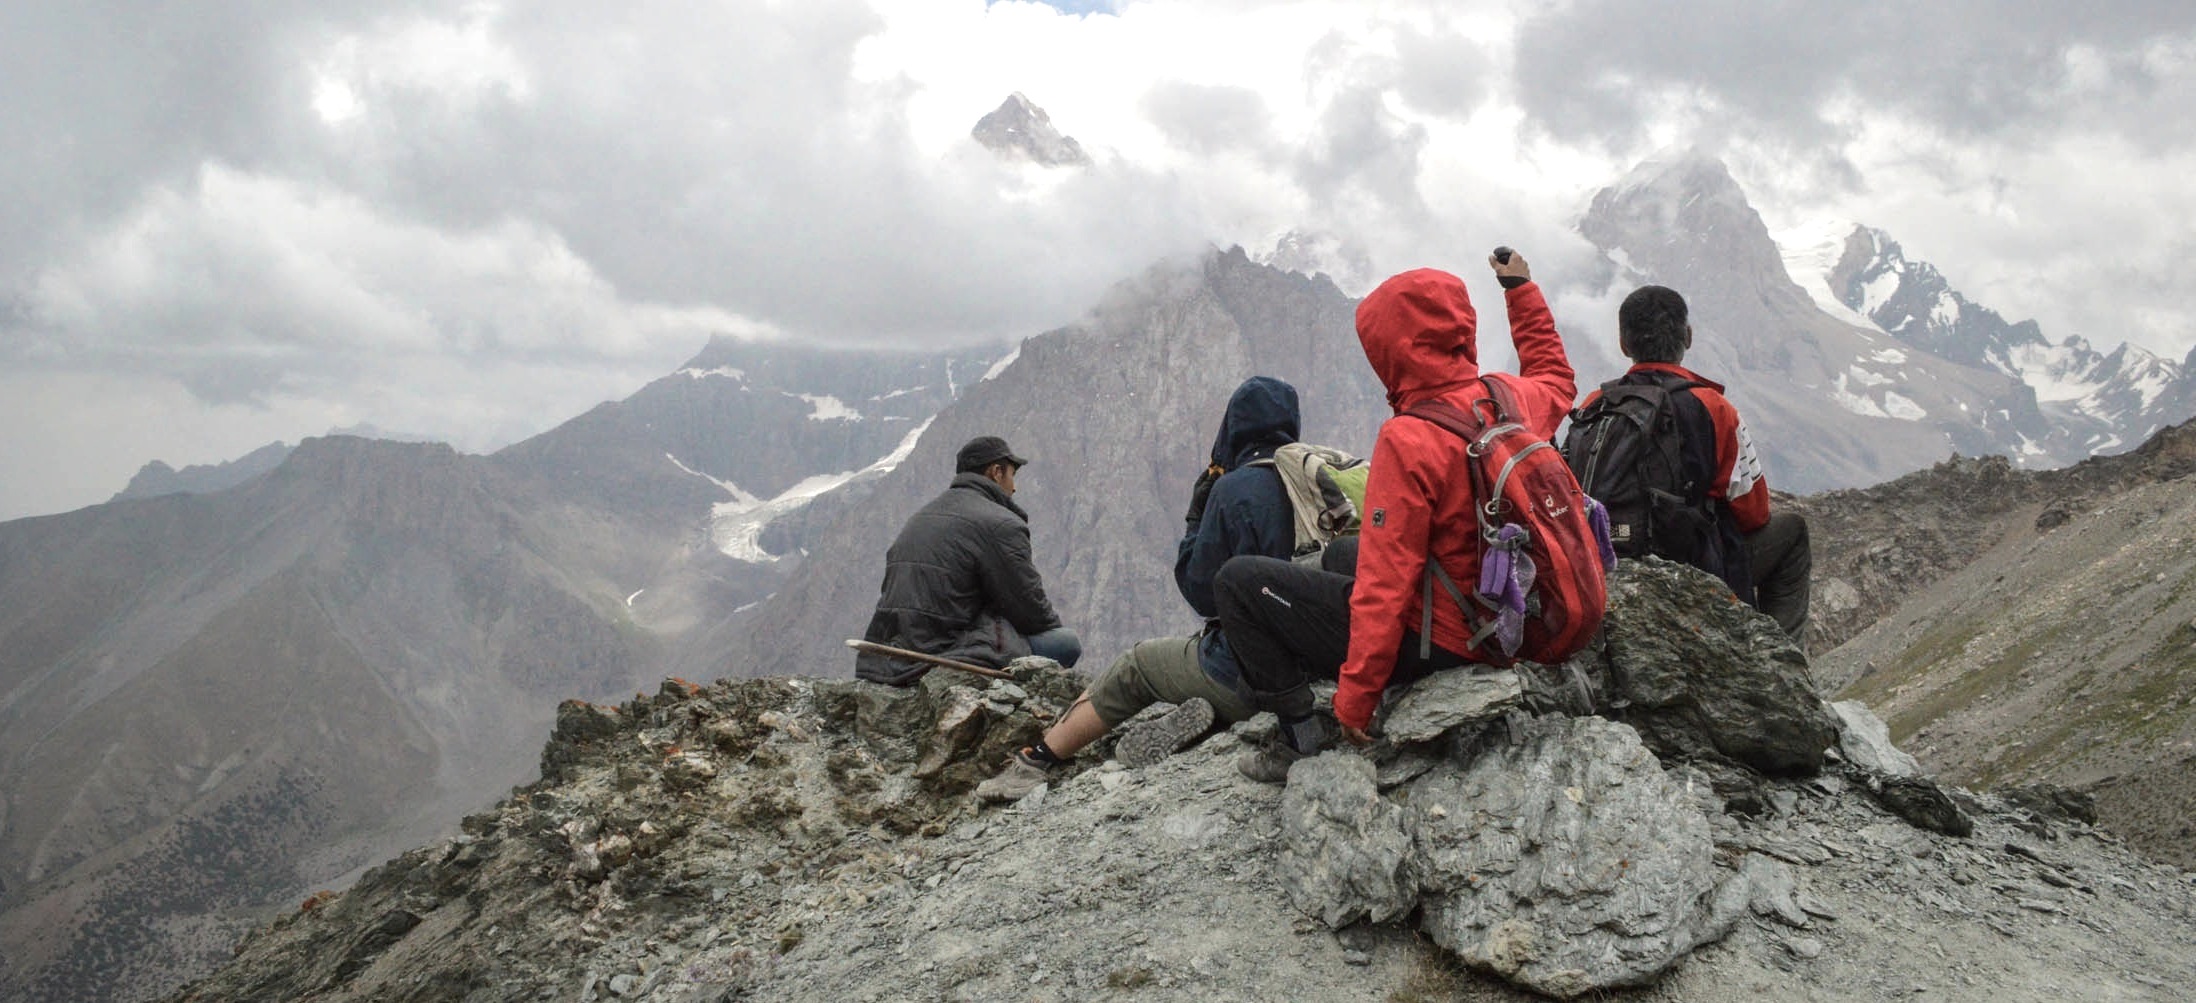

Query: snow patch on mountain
[679,366,747,382]
[980,347,1020,382]
[665,453,761,506]
[1847,366,1894,388]
[1828,373,1892,419]
[2008,342,2108,403]
[1773,219,1881,330]
[1883,391,1926,421]
[708,418,934,563]
[787,393,860,421]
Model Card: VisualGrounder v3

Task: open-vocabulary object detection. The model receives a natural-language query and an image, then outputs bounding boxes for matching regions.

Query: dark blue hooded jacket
[1175,376,1300,689]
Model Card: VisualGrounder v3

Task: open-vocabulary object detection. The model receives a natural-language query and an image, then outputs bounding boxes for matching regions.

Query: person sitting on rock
[1564,285,1810,640]
[1218,250,1581,781]
[853,435,1081,686]
[975,377,1311,802]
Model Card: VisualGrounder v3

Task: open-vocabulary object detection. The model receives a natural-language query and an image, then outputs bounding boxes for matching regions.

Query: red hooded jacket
[1335,269,1577,729]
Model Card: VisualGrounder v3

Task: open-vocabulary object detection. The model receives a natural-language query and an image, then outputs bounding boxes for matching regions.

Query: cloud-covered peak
[1601,150,1753,219]
[971,92,1091,167]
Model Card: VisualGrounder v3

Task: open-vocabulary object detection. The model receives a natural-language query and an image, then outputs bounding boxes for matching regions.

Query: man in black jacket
[854,436,1080,686]
[976,377,1310,801]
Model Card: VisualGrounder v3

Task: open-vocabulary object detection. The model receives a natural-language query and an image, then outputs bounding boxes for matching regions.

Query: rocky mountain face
[0,437,649,1003]
[1581,153,2056,492]
[0,340,993,1003]
[109,441,295,503]
[970,92,1090,167]
[725,248,1420,681]
[1781,221,2196,460]
[1806,418,2196,870]
[157,563,2196,1003]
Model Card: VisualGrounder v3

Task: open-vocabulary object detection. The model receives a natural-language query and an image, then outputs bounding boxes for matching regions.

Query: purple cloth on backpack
[1477,523,1535,656]
[1586,496,1616,571]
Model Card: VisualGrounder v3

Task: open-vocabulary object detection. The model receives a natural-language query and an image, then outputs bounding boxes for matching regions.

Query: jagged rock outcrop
[1588,558,1840,776]
[110,440,294,502]
[1280,718,1748,998]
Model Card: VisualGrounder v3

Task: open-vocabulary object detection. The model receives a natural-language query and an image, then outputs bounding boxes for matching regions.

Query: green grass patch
[1986,621,2196,782]
[1880,627,2049,747]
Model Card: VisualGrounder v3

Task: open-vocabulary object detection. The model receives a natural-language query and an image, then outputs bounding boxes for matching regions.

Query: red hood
[1355,268,1480,412]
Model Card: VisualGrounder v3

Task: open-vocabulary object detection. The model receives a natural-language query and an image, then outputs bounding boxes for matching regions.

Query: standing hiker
[1218,249,1605,781]
[976,377,1317,801]
[853,436,1081,686]
[1561,284,1811,640]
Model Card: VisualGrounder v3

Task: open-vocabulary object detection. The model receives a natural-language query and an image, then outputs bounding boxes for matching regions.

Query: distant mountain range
[1781,220,2196,459]
[0,338,1001,1003]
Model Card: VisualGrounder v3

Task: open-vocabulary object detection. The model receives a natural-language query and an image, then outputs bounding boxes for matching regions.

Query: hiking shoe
[1236,712,1334,784]
[974,750,1052,803]
[1235,736,1310,784]
[1115,697,1216,768]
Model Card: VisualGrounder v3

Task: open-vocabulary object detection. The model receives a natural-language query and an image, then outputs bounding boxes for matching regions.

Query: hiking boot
[1235,736,1310,784]
[974,749,1053,803]
[1236,713,1332,784]
[1114,697,1216,768]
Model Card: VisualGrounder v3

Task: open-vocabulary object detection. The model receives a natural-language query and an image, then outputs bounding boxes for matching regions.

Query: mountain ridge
[0,342,996,1003]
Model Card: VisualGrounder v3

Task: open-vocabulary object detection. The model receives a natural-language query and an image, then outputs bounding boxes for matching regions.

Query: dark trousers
[1745,510,1811,640]
[1213,553,1465,720]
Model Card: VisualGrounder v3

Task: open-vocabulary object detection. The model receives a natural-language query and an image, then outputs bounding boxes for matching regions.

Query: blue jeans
[1024,626,1083,668]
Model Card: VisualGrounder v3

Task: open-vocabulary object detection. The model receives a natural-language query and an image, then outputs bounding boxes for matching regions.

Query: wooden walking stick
[843,639,1015,680]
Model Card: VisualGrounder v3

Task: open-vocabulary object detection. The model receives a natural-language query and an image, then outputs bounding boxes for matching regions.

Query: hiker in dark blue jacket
[977,376,1304,801]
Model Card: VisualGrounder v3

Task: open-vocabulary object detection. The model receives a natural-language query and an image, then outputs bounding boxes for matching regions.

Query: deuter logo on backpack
[1250,443,1369,564]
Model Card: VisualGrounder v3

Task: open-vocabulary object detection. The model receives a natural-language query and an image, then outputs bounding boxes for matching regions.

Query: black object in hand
[1185,465,1223,526]
[1492,246,1514,264]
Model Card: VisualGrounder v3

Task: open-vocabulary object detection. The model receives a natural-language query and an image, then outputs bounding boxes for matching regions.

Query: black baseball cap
[955,435,1029,472]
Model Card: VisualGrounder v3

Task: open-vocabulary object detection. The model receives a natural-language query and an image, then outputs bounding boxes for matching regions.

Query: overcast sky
[5,0,2194,520]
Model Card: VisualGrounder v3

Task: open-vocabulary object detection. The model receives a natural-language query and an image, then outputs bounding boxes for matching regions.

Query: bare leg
[1040,692,1109,759]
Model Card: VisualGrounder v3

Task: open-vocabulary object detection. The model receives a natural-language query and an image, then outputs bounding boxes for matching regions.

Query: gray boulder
[1408,715,1741,997]
[1277,754,1416,927]
[1278,715,1746,998]
[1377,669,1522,744]
[1596,559,1839,775]
[1830,700,1922,778]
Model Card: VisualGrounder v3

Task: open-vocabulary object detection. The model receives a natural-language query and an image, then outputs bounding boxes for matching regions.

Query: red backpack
[1404,377,1610,666]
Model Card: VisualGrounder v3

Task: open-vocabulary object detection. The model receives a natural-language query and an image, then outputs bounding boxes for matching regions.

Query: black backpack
[1560,371,1753,603]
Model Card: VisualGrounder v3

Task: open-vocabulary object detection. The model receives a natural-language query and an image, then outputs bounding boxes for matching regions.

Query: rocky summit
[161,563,2196,1003]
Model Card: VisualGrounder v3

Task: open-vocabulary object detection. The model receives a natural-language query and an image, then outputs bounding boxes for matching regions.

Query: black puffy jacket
[855,472,1063,684]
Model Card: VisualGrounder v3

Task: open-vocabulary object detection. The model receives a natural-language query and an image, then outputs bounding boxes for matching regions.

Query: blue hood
[1209,376,1301,470]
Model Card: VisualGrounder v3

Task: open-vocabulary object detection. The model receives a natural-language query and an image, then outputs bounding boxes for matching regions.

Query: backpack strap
[1421,560,1506,659]
[1401,380,1540,661]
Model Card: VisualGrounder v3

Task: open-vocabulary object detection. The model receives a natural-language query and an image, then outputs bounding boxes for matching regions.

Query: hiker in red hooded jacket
[1216,249,1580,781]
